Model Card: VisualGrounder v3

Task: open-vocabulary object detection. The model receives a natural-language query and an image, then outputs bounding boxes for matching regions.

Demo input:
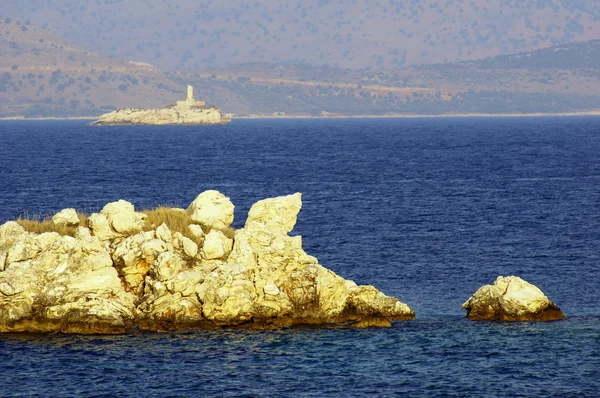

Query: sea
[0,117,599,397]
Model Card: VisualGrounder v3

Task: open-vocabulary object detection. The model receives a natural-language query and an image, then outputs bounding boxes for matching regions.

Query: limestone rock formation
[89,85,230,126]
[462,276,565,321]
[89,107,229,126]
[187,190,234,230]
[101,199,147,235]
[52,208,80,227]
[0,192,414,334]
[0,228,136,333]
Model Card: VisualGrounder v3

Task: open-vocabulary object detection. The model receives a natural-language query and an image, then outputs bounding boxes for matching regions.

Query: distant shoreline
[235,110,600,119]
[2,111,600,121]
[0,116,98,121]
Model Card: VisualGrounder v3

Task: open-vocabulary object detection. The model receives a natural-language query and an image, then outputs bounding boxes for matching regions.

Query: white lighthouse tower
[176,85,205,109]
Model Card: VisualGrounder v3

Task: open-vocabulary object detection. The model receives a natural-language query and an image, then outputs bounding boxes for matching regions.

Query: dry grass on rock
[143,207,193,236]
[142,207,237,243]
[142,206,206,245]
[219,226,236,240]
[16,212,87,237]
[14,206,235,244]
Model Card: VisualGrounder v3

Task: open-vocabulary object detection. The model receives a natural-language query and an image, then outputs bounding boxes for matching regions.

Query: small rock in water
[462,275,565,321]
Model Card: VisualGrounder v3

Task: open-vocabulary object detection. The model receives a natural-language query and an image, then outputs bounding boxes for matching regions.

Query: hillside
[1,20,600,118]
[0,18,190,117]
[194,39,600,115]
[2,1,600,70]
[457,39,600,70]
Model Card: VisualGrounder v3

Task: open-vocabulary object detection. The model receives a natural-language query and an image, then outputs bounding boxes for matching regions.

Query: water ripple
[0,118,599,396]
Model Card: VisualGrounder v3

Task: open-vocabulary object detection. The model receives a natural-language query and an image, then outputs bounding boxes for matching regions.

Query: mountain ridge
[2,19,600,118]
[2,0,600,70]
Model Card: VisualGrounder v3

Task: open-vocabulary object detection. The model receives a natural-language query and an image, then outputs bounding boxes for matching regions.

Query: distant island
[89,85,230,126]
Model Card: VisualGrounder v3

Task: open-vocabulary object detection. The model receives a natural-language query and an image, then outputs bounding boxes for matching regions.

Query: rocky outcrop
[90,106,230,126]
[52,208,80,227]
[462,276,565,321]
[89,85,230,126]
[0,192,414,334]
[186,190,235,230]
[0,222,136,333]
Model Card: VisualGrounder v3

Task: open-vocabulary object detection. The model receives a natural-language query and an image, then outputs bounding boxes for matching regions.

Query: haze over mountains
[1,1,600,118]
[3,0,600,70]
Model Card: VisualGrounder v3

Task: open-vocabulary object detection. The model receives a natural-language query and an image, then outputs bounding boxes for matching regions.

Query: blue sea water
[0,117,599,397]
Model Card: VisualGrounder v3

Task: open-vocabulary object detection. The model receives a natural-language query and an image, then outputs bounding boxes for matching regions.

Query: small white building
[176,85,205,109]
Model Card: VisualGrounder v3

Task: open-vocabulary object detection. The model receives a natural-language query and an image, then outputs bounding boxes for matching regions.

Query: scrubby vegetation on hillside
[2,18,600,118]
[3,1,600,70]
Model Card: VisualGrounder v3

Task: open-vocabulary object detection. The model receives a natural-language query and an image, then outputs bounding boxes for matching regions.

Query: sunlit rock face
[51,208,79,227]
[187,190,235,230]
[0,223,136,334]
[89,107,229,126]
[0,192,414,334]
[462,276,565,322]
[89,87,230,126]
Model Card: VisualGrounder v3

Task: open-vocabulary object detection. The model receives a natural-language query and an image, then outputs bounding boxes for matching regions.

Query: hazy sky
[3,1,600,70]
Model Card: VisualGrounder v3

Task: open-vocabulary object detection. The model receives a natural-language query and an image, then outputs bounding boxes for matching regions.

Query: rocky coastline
[0,191,415,334]
[89,105,230,126]
[0,191,567,334]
